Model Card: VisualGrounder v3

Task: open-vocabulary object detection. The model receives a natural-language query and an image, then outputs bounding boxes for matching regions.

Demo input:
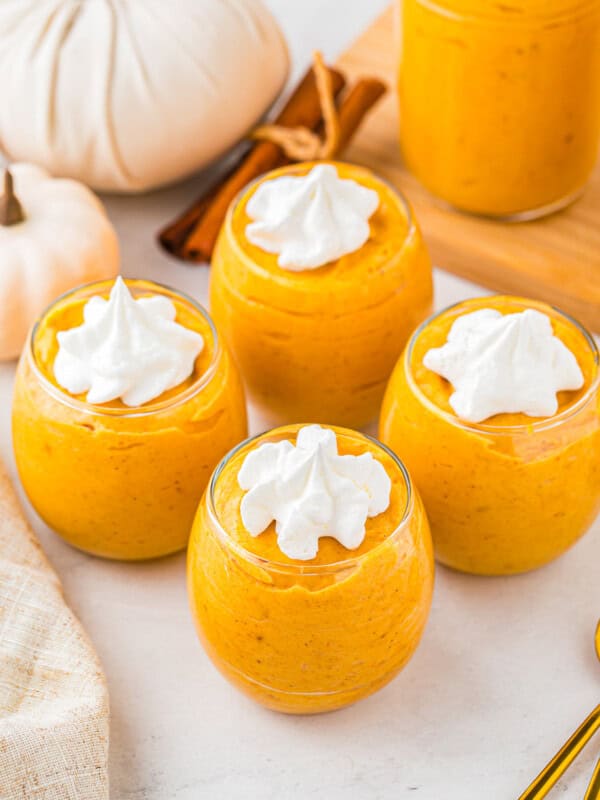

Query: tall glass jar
[380,296,600,575]
[399,0,600,218]
[188,425,434,714]
[12,279,248,561]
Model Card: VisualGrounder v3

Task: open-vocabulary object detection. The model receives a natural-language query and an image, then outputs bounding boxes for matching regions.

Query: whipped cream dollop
[238,424,391,561]
[245,163,380,270]
[54,277,204,406]
[423,308,585,423]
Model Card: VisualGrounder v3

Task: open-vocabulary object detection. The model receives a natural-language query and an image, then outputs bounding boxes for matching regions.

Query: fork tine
[583,758,600,800]
[518,706,600,800]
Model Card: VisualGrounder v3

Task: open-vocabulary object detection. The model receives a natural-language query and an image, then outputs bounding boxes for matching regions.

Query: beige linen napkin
[0,462,109,799]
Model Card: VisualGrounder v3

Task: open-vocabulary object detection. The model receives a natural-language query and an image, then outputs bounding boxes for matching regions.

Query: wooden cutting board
[337,6,600,331]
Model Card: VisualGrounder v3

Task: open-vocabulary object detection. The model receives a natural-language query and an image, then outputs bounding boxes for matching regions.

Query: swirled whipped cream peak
[54,277,204,406]
[423,307,585,423]
[237,424,392,561]
[244,164,380,270]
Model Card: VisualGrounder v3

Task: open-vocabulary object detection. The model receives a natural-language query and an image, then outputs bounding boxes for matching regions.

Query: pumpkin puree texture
[13,280,247,560]
[380,297,600,575]
[188,426,434,714]
[210,161,433,428]
[400,0,600,216]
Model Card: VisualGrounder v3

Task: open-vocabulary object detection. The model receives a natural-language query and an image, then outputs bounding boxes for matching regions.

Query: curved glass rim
[404,295,600,436]
[408,0,599,24]
[26,277,222,418]
[205,423,415,576]
[223,159,418,283]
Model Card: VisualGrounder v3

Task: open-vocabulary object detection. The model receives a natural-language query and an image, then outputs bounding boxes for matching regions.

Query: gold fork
[517,621,600,800]
[584,758,600,800]
[583,622,600,800]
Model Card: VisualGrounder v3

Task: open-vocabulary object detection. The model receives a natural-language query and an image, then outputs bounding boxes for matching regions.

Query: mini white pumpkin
[0,163,119,361]
[0,0,289,193]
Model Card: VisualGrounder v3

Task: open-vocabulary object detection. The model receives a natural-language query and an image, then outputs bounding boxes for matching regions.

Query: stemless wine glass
[380,296,600,575]
[188,424,434,714]
[12,278,248,560]
[210,160,433,428]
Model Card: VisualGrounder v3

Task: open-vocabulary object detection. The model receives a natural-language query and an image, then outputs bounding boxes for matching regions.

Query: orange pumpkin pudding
[400,0,600,218]
[380,296,600,575]
[187,424,434,714]
[12,278,247,560]
[210,161,433,428]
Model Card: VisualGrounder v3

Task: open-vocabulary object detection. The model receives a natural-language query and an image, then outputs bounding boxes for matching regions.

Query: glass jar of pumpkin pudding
[188,424,434,714]
[210,161,432,428]
[399,0,600,218]
[380,296,600,575]
[12,277,247,560]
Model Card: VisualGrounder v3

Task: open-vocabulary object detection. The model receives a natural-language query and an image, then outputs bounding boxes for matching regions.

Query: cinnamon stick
[335,78,387,153]
[159,70,388,265]
[157,182,221,257]
[159,66,346,262]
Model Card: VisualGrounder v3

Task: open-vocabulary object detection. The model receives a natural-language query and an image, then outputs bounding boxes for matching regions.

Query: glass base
[438,183,587,223]
[212,657,402,715]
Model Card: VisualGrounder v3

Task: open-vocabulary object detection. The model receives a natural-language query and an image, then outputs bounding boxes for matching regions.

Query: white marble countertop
[0,2,599,798]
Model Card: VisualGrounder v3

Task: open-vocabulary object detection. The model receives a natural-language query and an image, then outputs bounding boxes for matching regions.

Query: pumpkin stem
[0,169,25,226]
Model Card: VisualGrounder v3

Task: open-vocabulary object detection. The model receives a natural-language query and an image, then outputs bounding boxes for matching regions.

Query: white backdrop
[0,2,598,798]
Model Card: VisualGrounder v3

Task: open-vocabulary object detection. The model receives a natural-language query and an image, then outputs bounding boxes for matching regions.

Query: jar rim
[206,424,415,576]
[26,277,222,418]
[223,159,418,287]
[404,294,600,436]
[407,0,599,24]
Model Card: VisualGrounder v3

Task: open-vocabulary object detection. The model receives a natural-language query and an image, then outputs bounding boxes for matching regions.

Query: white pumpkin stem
[0,169,25,226]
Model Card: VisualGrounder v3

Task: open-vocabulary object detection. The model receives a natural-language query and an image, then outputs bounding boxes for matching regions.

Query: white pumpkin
[0,0,289,194]
[0,164,119,361]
